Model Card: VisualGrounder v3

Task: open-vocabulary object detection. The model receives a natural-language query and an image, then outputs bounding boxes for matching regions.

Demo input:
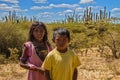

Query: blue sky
[0,0,120,23]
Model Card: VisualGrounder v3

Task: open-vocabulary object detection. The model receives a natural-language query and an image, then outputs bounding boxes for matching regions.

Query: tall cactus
[100,9,103,20]
[8,11,12,21]
[12,10,16,22]
[103,6,106,19]
[65,10,76,23]
[108,11,111,19]
[82,6,111,23]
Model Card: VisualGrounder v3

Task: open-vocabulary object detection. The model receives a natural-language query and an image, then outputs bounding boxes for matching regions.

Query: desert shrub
[98,26,108,35]
[0,48,19,64]
[97,29,120,58]
[0,53,7,64]
[0,21,120,61]
[0,22,28,58]
[8,48,19,63]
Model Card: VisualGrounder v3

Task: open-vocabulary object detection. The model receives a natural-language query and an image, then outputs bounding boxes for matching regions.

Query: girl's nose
[37,32,41,35]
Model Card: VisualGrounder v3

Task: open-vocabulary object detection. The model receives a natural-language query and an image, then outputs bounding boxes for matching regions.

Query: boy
[42,28,81,80]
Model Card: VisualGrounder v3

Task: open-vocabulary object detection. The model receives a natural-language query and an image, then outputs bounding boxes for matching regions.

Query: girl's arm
[45,70,51,80]
[20,46,44,74]
[73,68,78,80]
[20,46,30,69]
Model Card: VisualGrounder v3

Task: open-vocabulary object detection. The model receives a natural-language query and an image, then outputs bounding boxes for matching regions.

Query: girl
[20,21,52,80]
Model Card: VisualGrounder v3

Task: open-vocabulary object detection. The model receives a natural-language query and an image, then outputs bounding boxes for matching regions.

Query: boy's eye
[56,39,60,41]
[56,38,65,41]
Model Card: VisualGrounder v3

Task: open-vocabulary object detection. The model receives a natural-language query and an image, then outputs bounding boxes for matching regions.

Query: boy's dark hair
[28,21,48,42]
[53,27,70,40]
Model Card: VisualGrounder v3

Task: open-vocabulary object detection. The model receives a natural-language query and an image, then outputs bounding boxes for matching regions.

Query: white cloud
[11,3,19,9]
[31,3,79,10]
[1,12,9,16]
[16,9,28,12]
[0,4,8,7]
[42,12,53,15]
[57,12,64,16]
[0,0,28,15]
[0,3,12,11]
[87,6,101,10]
[76,7,85,12]
[0,3,28,13]
[64,10,73,13]
[32,0,47,3]
[37,12,53,18]
[31,6,51,10]
[111,8,120,12]
[0,0,19,4]
[50,3,79,8]
[80,0,93,4]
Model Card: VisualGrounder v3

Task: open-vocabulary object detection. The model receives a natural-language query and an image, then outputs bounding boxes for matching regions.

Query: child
[20,21,52,80]
[42,28,81,80]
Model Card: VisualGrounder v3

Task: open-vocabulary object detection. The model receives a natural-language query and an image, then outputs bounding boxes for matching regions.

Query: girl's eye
[34,29,43,33]
[34,30,39,32]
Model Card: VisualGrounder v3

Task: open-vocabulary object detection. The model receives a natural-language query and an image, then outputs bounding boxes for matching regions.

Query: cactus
[2,6,113,23]
[108,11,111,19]
[81,6,112,23]
[103,6,106,19]
[65,10,75,23]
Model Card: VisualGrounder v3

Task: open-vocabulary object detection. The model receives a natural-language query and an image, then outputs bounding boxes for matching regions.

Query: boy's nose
[59,41,64,44]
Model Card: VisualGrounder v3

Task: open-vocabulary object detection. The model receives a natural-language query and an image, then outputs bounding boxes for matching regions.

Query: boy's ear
[68,39,70,43]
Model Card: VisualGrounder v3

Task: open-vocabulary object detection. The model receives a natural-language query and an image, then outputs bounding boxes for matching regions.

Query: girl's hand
[35,67,45,74]
[28,63,45,74]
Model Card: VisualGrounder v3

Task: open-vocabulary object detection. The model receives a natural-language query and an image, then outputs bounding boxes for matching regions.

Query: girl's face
[54,34,70,51]
[33,27,45,42]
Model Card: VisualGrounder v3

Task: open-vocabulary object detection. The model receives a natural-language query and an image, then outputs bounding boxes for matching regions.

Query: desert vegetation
[0,7,120,80]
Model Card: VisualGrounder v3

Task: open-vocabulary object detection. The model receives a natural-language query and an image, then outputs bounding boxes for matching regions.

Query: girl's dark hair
[28,21,48,42]
[53,27,70,40]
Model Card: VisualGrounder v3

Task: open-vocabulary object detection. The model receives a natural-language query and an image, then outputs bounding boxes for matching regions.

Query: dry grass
[0,63,27,80]
[1,48,120,80]
[77,48,120,80]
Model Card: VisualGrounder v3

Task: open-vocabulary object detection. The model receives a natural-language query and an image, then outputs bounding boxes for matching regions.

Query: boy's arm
[73,68,78,80]
[45,70,51,80]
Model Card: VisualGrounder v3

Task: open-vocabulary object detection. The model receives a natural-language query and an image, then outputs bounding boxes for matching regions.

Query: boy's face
[54,34,70,51]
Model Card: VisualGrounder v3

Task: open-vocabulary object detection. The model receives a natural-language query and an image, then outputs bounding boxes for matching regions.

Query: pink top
[24,41,52,80]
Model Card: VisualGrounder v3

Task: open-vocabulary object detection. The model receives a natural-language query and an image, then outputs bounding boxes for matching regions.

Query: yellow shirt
[42,48,81,80]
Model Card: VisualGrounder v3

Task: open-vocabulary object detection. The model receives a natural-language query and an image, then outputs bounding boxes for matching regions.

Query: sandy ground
[0,48,120,80]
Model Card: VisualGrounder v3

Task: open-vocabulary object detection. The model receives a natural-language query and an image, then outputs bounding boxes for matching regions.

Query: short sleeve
[24,42,32,57]
[20,42,32,61]
[42,53,52,71]
[73,54,81,68]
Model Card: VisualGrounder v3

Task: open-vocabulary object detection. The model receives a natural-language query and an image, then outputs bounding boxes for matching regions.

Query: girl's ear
[52,38,55,43]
